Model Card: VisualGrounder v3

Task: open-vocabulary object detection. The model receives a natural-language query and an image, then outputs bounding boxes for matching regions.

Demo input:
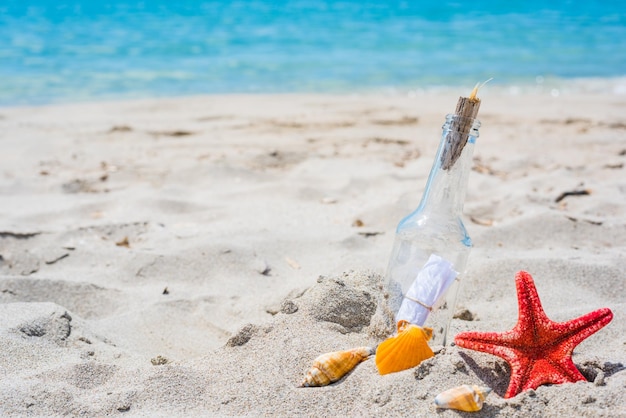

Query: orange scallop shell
[375,320,434,375]
[300,346,373,387]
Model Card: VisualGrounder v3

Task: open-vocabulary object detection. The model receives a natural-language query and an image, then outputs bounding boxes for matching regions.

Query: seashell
[434,384,492,412]
[300,346,374,387]
[375,320,434,375]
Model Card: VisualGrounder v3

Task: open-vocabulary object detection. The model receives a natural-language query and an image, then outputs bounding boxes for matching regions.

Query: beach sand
[0,91,624,416]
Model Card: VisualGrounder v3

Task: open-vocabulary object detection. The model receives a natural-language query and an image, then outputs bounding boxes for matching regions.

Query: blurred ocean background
[1,0,625,105]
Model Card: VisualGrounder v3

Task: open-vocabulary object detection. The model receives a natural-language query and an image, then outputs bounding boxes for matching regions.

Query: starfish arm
[554,308,614,353]
[515,271,551,326]
[551,357,586,383]
[522,357,586,395]
[504,355,532,398]
[454,331,521,364]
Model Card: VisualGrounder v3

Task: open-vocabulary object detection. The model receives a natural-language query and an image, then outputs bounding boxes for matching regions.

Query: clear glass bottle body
[385,115,480,347]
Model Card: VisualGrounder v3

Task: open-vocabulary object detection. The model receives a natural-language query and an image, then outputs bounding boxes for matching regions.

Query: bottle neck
[417,115,480,217]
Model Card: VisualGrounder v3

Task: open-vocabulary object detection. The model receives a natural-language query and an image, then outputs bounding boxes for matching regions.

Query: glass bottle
[385,113,480,347]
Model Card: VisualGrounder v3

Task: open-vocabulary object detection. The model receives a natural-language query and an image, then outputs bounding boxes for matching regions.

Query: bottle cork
[440,89,482,170]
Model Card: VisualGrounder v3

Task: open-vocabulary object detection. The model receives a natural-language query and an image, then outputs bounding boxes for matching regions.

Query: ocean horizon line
[2,75,625,108]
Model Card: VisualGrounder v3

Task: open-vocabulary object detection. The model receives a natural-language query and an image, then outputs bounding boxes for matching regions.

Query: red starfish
[454,271,613,398]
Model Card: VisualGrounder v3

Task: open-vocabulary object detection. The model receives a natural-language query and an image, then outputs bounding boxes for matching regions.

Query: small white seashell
[434,384,492,412]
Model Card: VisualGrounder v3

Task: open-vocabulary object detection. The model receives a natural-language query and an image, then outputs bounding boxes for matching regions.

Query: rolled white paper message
[396,254,459,326]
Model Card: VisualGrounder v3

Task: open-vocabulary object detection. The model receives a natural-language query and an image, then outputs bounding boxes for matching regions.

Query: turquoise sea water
[1,1,625,105]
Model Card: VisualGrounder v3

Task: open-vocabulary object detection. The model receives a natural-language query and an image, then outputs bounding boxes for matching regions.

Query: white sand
[0,91,624,416]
